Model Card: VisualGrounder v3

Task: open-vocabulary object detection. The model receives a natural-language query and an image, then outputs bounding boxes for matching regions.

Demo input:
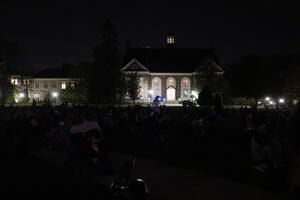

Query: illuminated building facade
[121,33,224,102]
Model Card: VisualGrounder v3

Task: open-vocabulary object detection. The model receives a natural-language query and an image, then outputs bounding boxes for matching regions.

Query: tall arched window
[166,77,176,88]
[166,77,176,101]
[181,77,191,99]
[151,77,161,98]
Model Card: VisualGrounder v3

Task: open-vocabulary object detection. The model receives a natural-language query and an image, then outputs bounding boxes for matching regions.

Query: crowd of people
[0,102,300,198]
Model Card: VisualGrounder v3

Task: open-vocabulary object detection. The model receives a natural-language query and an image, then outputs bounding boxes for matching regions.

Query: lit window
[151,77,162,97]
[182,79,189,87]
[183,89,189,98]
[167,77,176,87]
[11,78,18,85]
[140,77,144,85]
[52,81,57,88]
[154,79,160,87]
[44,81,48,89]
[167,36,174,44]
[71,81,75,89]
[181,78,191,99]
[35,81,39,88]
[61,81,66,89]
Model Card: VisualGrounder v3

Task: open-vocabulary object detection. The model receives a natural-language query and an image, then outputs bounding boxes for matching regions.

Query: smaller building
[28,68,74,102]
[9,68,75,103]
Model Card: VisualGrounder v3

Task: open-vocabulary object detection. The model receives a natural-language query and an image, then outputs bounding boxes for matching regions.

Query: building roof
[123,47,220,73]
[32,68,71,78]
[197,59,224,73]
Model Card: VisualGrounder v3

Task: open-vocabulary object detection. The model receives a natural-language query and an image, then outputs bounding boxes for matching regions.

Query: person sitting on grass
[251,123,280,171]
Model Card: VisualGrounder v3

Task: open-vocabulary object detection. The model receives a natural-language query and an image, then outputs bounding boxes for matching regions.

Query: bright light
[191,91,198,98]
[293,100,298,105]
[279,98,284,103]
[148,90,154,95]
[11,78,19,85]
[265,97,270,101]
[258,101,261,104]
[52,92,58,98]
[19,93,25,98]
[269,101,274,105]
[61,81,66,89]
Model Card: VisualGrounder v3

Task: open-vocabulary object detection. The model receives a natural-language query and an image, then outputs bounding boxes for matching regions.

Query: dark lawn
[0,152,110,197]
[106,119,289,196]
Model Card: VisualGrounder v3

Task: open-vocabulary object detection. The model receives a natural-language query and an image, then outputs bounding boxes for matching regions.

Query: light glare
[52,92,58,98]
[19,93,25,98]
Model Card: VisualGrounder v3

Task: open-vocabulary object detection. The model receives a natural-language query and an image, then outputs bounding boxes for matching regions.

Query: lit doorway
[166,87,176,101]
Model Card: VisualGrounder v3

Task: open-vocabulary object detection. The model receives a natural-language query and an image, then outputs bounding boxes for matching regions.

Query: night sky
[1,0,299,70]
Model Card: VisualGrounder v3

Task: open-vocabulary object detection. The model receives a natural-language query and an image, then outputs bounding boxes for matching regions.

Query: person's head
[85,111,98,121]
[255,124,270,145]
[86,129,101,141]
[28,116,39,128]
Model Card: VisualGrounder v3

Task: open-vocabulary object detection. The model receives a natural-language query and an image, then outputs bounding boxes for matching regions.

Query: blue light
[158,97,162,101]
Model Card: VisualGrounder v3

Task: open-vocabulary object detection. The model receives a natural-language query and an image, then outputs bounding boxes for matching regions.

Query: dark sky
[1,0,299,70]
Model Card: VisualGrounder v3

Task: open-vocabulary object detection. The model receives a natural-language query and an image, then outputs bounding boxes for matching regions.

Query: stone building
[121,33,224,103]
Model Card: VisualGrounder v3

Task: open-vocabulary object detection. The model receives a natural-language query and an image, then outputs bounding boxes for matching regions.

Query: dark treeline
[1,20,300,106]
[226,54,300,102]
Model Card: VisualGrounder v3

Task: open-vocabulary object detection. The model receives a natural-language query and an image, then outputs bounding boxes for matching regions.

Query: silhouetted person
[287,103,300,199]
[214,93,223,113]
[32,99,36,107]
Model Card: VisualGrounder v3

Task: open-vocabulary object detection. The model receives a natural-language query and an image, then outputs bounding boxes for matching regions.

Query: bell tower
[166,32,175,48]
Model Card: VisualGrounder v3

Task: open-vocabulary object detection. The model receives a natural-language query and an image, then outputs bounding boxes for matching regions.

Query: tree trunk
[254,96,258,109]
[1,94,6,107]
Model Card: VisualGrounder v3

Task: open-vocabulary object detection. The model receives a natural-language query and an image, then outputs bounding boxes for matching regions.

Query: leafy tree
[282,66,300,101]
[197,85,214,106]
[91,19,122,105]
[44,92,51,101]
[0,63,14,106]
[0,40,29,106]
[126,72,141,104]
[0,40,29,74]
[214,92,223,112]
[116,73,127,103]
[226,55,271,105]
[61,80,88,104]
[193,59,226,95]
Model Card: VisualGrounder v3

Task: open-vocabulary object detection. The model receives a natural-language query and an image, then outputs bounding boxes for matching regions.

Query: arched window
[181,77,191,99]
[166,77,176,88]
[151,77,161,98]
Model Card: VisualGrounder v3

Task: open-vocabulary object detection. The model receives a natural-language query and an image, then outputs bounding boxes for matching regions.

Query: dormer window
[167,36,174,44]
[166,32,175,47]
